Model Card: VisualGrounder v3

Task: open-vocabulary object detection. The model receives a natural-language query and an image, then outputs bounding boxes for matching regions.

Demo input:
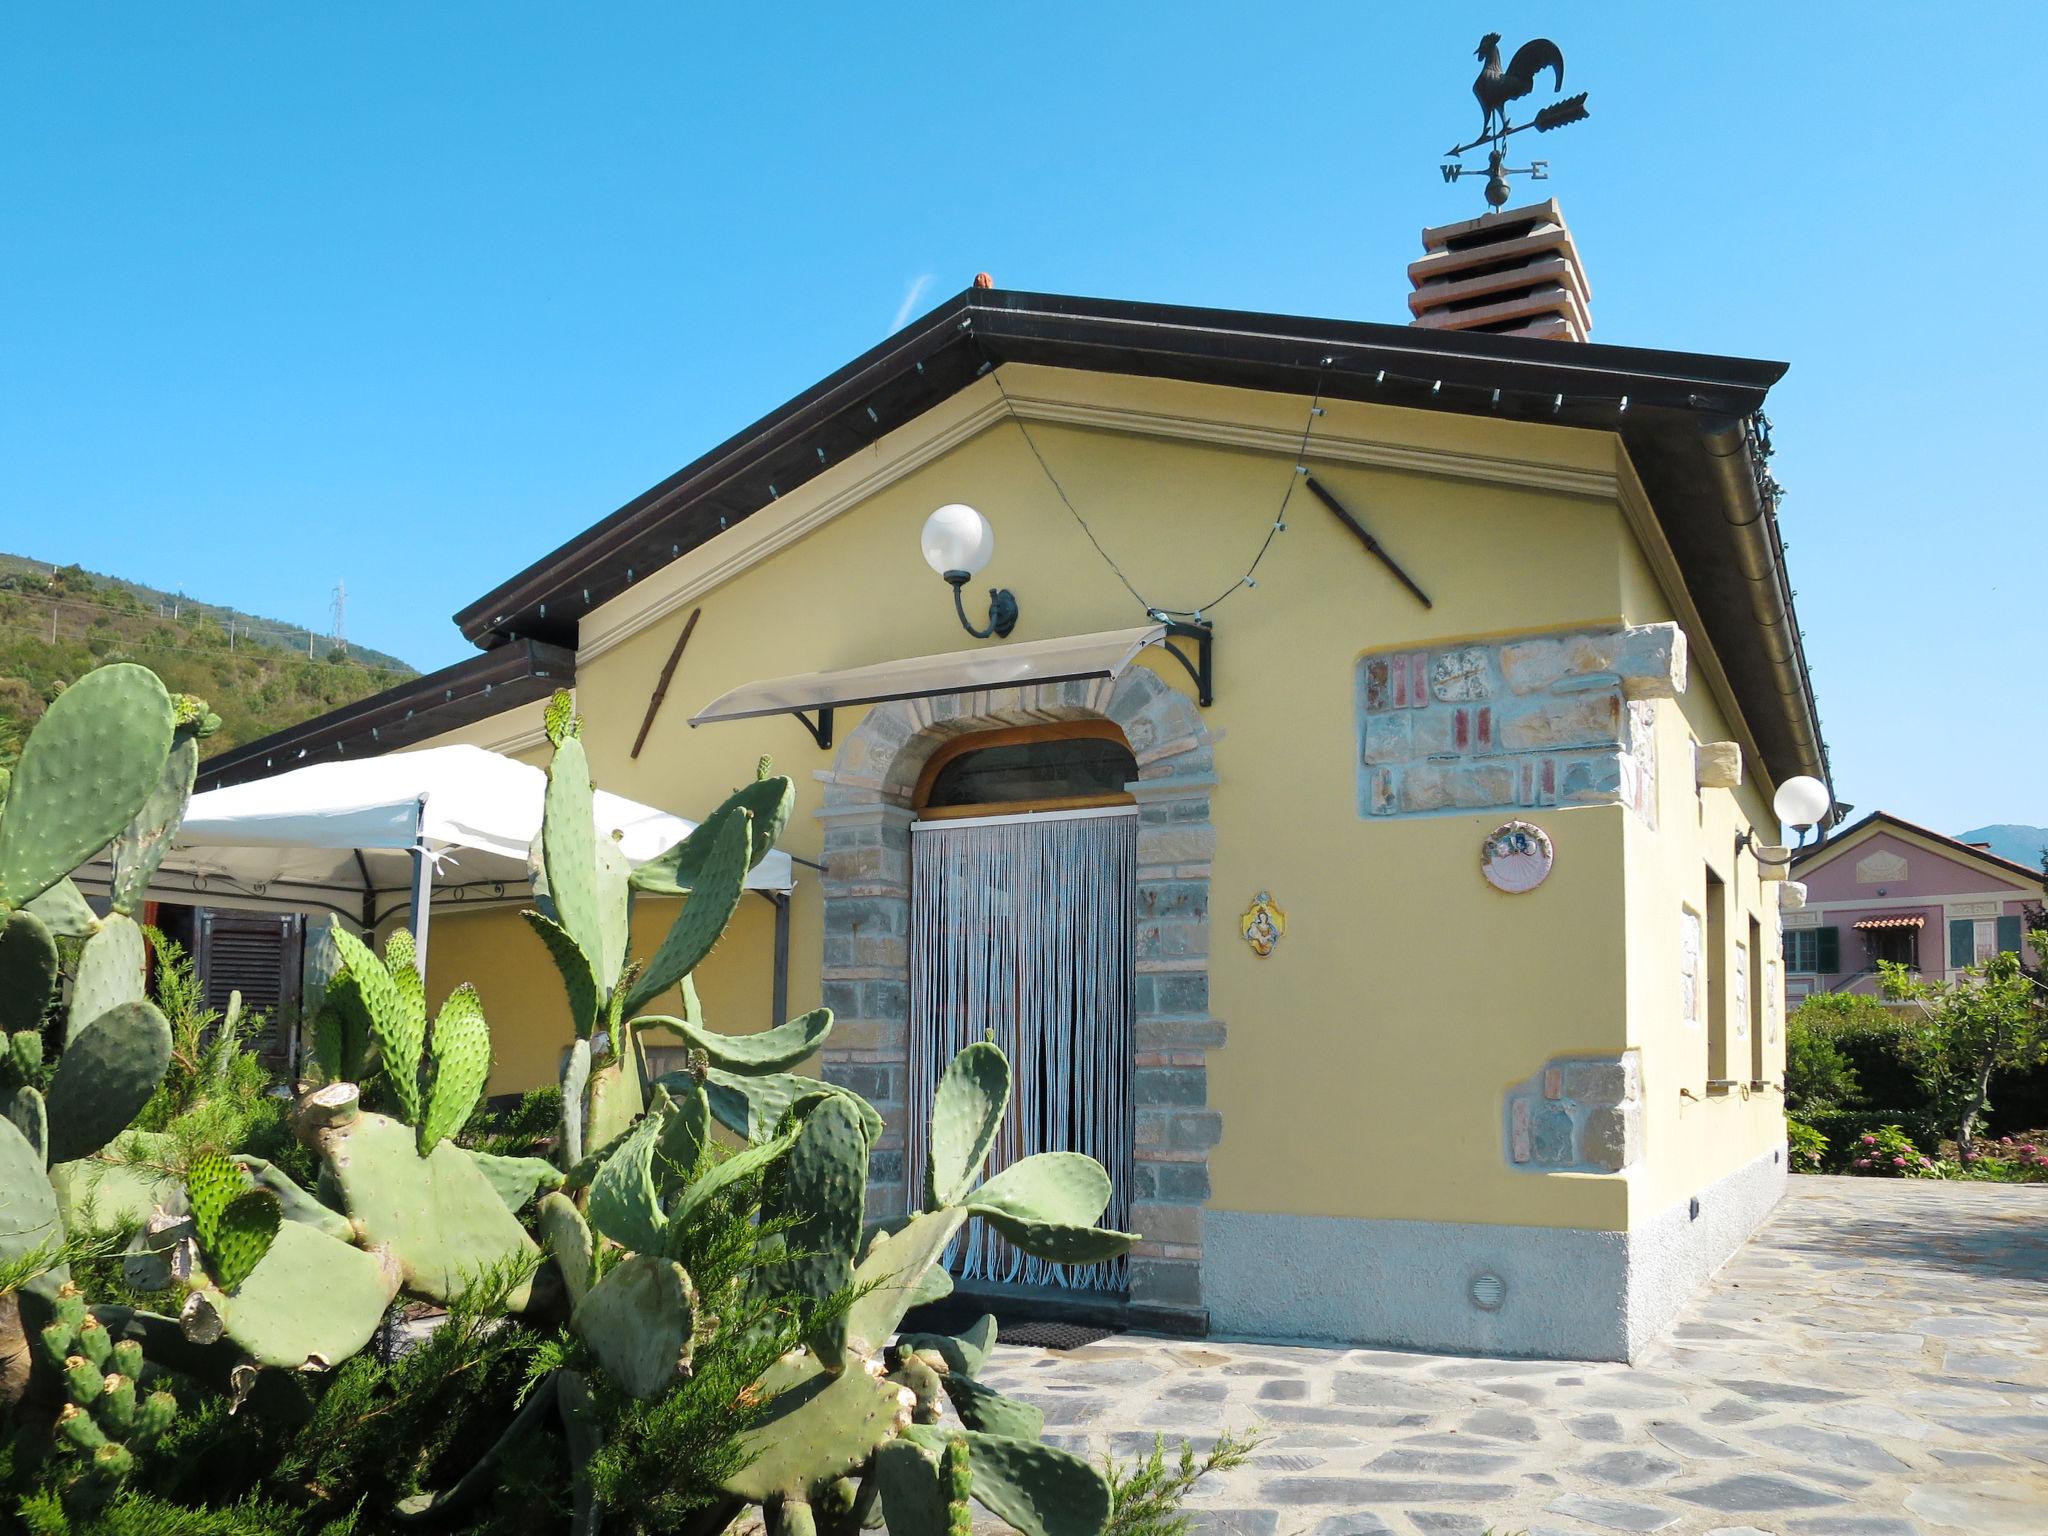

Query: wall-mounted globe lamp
[1737,774,1834,867]
[921,503,1017,640]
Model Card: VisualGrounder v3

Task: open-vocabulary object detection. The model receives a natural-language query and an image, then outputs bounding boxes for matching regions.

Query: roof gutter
[1697,413,1831,804]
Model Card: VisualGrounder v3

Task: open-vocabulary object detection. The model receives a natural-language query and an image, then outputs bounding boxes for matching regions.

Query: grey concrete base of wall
[1203,1146,1785,1362]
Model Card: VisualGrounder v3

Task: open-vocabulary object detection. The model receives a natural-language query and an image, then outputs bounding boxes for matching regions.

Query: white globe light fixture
[1740,772,1835,867]
[1772,775,1832,832]
[920,504,1017,639]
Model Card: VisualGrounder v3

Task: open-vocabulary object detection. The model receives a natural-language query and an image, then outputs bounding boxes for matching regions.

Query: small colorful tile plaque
[1240,891,1286,956]
[1481,819,1553,894]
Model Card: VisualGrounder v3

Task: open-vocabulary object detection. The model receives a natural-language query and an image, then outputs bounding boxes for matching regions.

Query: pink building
[1785,811,2041,1000]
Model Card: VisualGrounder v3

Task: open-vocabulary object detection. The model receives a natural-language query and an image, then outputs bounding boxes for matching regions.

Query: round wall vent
[1468,1271,1507,1312]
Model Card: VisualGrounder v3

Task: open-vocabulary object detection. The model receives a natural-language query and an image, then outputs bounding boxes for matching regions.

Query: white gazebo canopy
[75,744,792,971]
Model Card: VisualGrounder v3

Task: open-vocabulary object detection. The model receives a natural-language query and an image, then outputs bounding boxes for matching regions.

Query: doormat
[1000,1321,1116,1351]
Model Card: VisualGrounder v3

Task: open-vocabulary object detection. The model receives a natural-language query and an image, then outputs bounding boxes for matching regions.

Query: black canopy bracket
[1156,622,1215,707]
[795,707,834,751]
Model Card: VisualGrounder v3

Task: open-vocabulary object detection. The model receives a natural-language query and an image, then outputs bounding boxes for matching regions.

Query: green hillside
[0,554,417,767]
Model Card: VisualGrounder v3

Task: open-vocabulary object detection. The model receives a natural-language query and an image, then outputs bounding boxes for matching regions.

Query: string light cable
[986,360,1329,624]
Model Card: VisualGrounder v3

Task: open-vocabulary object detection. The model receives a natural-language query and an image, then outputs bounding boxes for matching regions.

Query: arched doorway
[814,666,1220,1325]
[907,724,1139,1292]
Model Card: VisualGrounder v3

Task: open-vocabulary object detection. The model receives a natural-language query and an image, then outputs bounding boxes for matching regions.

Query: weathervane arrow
[1438,33,1591,210]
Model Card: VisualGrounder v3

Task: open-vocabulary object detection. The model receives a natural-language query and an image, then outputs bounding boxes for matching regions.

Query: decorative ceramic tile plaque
[1240,891,1286,956]
[1480,819,1554,894]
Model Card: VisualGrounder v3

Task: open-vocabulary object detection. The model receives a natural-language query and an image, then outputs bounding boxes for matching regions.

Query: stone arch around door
[815,666,1220,1326]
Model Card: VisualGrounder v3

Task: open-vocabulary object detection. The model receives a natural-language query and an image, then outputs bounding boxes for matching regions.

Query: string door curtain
[908,808,1136,1292]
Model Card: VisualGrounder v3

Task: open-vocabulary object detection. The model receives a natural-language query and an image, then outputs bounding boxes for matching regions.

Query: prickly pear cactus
[185,1153,280,1291]
[520,690,809,1172]
[0,663,174,912]
[36,1285,178,1509]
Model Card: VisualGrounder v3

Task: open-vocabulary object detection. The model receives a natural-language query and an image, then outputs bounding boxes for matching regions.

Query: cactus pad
[693,1068,883,1146]
[759,1093,868,1366]
[0,909,57,1034]
[583,1056,644,1162]
[668,1122,800,1226]
[523,909,601,1038]
[312,980,370,1085]
[653,1079,712,1203]
[898,1314,997,1378]
[0,1114,63,1286]
[940,1372,1045,1440]
[182,1218,398,1369]
[570,1252,697,1401]
[0,663,174,909]
[621,809,751,1017]
[974,1212,1137,1265]
[950,1431,1112,1536]
[593,830,631,996]
[24,876,97,939]
[631,774,795,894]
[640,1005,832,1074]
[536,1191,594,1307]
[543,689,579,746]
[68,914,146,1043]
[587,1095,670,1254]
[875,1438,950,1536]
[51,1138,179,1232]
[964,1151,1112,1229]
[725,1362,912,1502]
[925,1042,1009,1210]
[843,1207,968,1359]
[233,1154,354,1242]
[420,984,491,1153]
[543,734,610,989]
[462,1149,563,1214]
[1,1084,46,1163]
[560,1036,591,1167]
[44,1001,171,1163]
[186,1154,280,1291]
[329,924,425,1125]
[311,1106,539,1309]
[109,732,198,917]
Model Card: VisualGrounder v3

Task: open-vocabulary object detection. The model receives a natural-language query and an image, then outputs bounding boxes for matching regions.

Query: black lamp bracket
[945,571,1018,639]
[1736,824,1821,867]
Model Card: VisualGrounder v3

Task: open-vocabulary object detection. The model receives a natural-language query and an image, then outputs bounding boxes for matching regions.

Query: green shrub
[1785,1011,1860,1113]
[1785,1116,1828,1173]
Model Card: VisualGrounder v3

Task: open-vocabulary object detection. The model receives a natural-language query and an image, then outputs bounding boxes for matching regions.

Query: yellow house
[199,219,1829,1362]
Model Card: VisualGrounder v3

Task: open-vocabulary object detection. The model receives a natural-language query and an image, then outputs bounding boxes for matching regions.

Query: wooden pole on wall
[630,607,702,760]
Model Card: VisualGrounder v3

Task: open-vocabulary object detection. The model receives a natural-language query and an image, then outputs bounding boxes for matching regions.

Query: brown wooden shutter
[196,909,304,1067]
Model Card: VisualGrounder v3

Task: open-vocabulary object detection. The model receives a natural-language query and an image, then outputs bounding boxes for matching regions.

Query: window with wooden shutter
[1950,919,1975,969]
[196,909,304,1070]
[1996,914,2023,956]
[1815,926,1839,975]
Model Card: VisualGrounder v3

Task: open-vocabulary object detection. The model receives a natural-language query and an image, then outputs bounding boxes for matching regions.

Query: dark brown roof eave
[195,639,574,791]
[452,289,1787,648]
[439,286,1821,790]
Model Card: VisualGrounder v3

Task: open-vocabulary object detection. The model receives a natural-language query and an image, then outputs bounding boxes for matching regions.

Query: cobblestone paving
[970,1178,2048,1535]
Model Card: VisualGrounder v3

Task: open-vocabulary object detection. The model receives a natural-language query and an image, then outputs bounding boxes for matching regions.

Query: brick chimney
[1407,198,1592,342]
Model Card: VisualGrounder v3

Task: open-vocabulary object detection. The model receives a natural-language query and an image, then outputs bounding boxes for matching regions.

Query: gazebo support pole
[408,794,433,981]
[754,889,791,1028]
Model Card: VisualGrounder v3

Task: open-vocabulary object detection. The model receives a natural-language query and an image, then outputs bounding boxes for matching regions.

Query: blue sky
[3,3,2041,836]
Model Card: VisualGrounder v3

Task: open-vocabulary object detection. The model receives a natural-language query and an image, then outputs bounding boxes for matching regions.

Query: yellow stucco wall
[1617,538,1788,1223]
[401,365,1781,1238]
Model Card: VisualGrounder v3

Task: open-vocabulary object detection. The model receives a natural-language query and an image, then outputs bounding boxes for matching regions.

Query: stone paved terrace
[970,1178,2048,1535]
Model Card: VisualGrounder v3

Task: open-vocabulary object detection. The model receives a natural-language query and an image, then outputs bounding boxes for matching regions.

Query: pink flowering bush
[1847,1123,1945,1178]
[1957,1135,2048,1183]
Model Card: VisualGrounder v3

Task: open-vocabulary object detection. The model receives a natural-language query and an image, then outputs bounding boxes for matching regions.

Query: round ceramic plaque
[1481,819,1553,894]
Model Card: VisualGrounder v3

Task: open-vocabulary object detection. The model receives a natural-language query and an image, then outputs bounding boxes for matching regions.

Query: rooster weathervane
[1441,33,1591,211]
